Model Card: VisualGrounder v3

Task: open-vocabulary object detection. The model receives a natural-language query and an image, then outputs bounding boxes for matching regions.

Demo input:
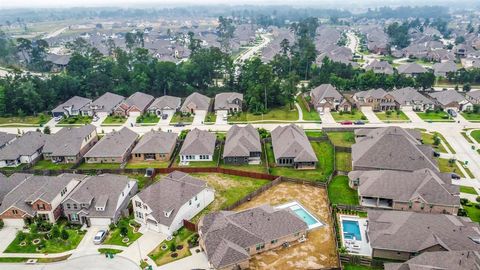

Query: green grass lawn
[170,113,194,124]
[76,162,121,170]
[328,175,358,205]
[205,112,217,123]
[0,114,51,126]
[461,112,480,121]
[136,113,159,125]
[58,115,92,125]
[416,111,454,122]
[266,141,334,182]
[343,264,382,270]
[219,146,268,173]
[434,132,456,154]
[327,132,355,148]
[437,158,465,178]
[460,186,478,195]
[462,132,474,143]
[125,160,171,169]
[228,106,299,122]
[331,110,366,122]
[98,248,123,254]
[375,111,409,122]
[464,204,480,222]
[103,220,142,247]
[31,160,74,170]
[471,130,480,144]
[335,152,352,172]
[421,132,447,153]
[148,228,195,266]
[305,130,325,138]
[296,96,321,121]
[101,115,126,125]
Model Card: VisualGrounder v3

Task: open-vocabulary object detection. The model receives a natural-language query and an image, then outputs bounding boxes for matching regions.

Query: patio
[339,215,372,257]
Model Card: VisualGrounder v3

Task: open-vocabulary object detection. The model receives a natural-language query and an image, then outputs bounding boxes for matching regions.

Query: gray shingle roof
[181,92,211,111]
[365,60,394,75]
[0,131,48,161]
[0,173,28,204]
[349,168,460,206]
[83,92,125,113]
[429,90,467,106]
[148,95,181,111]
[352,127,438,172]
[310,84,343,107]
[137,171,208,227]
[467,90,480,100]
[84,127,138,158]
[199,204,308,269]
[180,128,216,156]
[433,60,458,74]
[367,210,480,253]
[131,130,177,154]
[385,251,480,270]
[223,125,261,158]
[43,125,96,156]
[0,132,16,148]
[271,124,318,163]
[390,87,434,106]
[52,96,92,113]
[123,92,155,111]
[397,63,427,75]
[214,92,243,111]
[354,88,389,100]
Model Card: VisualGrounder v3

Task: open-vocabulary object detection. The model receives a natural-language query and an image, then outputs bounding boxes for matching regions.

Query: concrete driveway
[157,113,173,126]
[192,110,207,125]
[121,229,166,265]
[70,226,107,258]
[319,110,336,124]
[360,107,381,123]
[215,110,228,125]
[402,109,424,123]
[124,115,139,128]
[92,113,108,127]
[0,227,20,252]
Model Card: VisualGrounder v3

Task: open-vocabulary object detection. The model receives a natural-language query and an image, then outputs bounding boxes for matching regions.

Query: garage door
[162,109,175,117]
[147,219,159,232]
[89,218,112,227]
[2,218,25,228]
[129,111,141,117]
[401,106,413,112]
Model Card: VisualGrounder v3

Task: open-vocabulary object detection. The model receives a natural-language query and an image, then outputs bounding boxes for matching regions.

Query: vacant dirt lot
[235,182,339,269]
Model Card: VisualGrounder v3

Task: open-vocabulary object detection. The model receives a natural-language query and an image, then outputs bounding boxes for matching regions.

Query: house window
[271,239,278,244]
[73,204,78,210]
[135,201,142,208]
[255,243,265,250]
[37,204,46,211]
[189,200,192,205]
[12,209,18,215]
[197,203,200,208]
[136,212,143,219]
[71,213,79,221]
[66,203,71,209]
[195,196,198,201]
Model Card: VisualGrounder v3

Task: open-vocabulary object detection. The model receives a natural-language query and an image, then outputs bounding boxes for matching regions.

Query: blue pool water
[293,207,318,226]
[342,220,362,241]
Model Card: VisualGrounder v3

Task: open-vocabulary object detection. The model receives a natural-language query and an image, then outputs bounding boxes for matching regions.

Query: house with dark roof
[433,60,458,77]
[80,92,125,116]
[385,251,480,270]
[51,96,92,118]
[214,92,243,113]
[132,171,214,235]
[0,173,84,227]
[114,92,154,116]
[84,127,138,164]
[397,63,427,77]
[365,60,394,75]
[390,87,435,111]
[0,131,47,168]
[147,95,181,117]
[367,210,480,261]
[43,125,98,164]
[179,128,216,163]
[348,168,460,214]
[309,84,350,112]
[198,204,308,270]
[429,90,473,112]
[223,125,261,165]
[180,92,211,114]
[45,53,71,72]
[271,124,317,169]
[352,127,438,172]
[131,131,177,162]
[352,89,399,111]
[63,174,138,227]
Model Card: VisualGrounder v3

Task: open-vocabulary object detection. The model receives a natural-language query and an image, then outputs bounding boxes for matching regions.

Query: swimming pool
[276,201,323,230]
[342,220,362,241]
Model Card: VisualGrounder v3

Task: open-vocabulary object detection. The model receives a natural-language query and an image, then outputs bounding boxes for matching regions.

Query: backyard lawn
[437,158,465,178]
[305,130,325,138]
[331,110,366,122]
[375,111,409,122]
[296,96,321,121]
[101,115,126,125]
[220,145,268,173]
[460,186,478,195]
[103,219,142,247]
[31,160,74,170]
[175,144,221,168]
[58,115,92,125]
[0,114,51,126]
[416,111,453,122]
[327,132,356,148]
[461,112,480,121]
[125,160,171,169]
[335,152,352,172]
[148,228,197,266]
[76,162,120,170]
[228,105,299,122]
[136,113,159,125]
[170,113,194,124]
[327,176,358,205]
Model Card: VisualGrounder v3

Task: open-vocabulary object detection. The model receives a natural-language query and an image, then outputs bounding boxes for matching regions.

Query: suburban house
[352,88,399,111]
[0,173,83,227]
[352,127,438,172]
[80,92,125,116]
[309,84,351,112]
[365,60,394,75]
[429,90,473,112]
[214,92,244,113]
[397,63,427,77]
[0,132,16,149]
[179,128,216,163]
[114,92,154,116]
[51,96,92,118]
[390,87,435,111]
[432,60,458,77]
[0,131,48,168]
[43,125,98,164]
[271,124,318,169]
[132,171,214,236]
[367,209,480,261]
[131,130,177,162]
[198,205,308,270]
[466,90,480,104]
[222,124,261,165]
[180,92,211,114]
[84,127,138,164]
[63,174,138,227]
[385,251,480,270]
[147,95,181,117]
[0,173,29,205]
[348,168,460,214]
[45,53,71,72]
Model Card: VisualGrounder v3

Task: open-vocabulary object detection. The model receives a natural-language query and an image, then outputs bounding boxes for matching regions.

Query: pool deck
[276,200,324,230]
[339,215,372,256]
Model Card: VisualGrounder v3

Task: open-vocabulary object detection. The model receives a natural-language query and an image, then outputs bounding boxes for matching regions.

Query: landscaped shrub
[17,231,26,241]
[475,204,480,209]
[0,219,3,230]
[460,198,469,205]
[476,196,480,203]
[61,229,69,240]
[169,241,176,252]
[120,226,128,237]
[361,115,367,120]
[51,225,60,238]
[30,223,38,235]
[458,208,467,216]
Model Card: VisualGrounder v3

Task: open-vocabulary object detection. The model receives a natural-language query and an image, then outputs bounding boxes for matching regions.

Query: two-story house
[353,88,399,111]
[309,84,351,113]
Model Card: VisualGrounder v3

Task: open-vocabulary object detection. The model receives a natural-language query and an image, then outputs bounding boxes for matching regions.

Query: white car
[93,230,107,245]
[54,116,63,122]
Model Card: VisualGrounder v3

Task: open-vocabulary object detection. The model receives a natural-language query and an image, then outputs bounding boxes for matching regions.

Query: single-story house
[389,87,435,111]
[0,131,48,168]
[114,92,154,117]
[397,63,427,77]
[84,127,138,164]
[214,92,243,113]
[132,171,215,236]
[198,204,308,270]
[147,95,181,116]
[63,174,138,227]
[384,251,480,270]
[432,60,458,77]
[131,130,177,162]
[43,125,98,164]
[466,90,480,104]
[0,132,16,149]
[309,84,351,112]
[352,88,399,111]
[348,168,460,214]
[180,92,211,114]
[81,92,125,116]
[365,60,394,75]
[51,96,92,118]
[429,90,473,112]
[223,124,261,165]
[179,128,216,163]
[271,124,317,169]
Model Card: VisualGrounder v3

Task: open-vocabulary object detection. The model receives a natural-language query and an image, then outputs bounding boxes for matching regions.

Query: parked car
[451,173,461,180]
[447,109,457,117]
[162,114,168,120]
[354,120,365,125]
[54,116,63,122]
[433,151,441,158]
[341,121,353,125]
[174,122,185,127]
[93,230,108,245]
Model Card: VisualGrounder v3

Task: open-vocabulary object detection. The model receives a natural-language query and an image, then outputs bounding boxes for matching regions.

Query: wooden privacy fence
[223,177,283,211]
[183,219,197,232]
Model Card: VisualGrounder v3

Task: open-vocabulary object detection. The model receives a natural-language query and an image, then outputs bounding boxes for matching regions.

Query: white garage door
[129,111,141,117]
[2,218,25,228]
[147,219,159,232]
[89,218,112,227]
[162,109,175,117]
[401,106,413,112]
